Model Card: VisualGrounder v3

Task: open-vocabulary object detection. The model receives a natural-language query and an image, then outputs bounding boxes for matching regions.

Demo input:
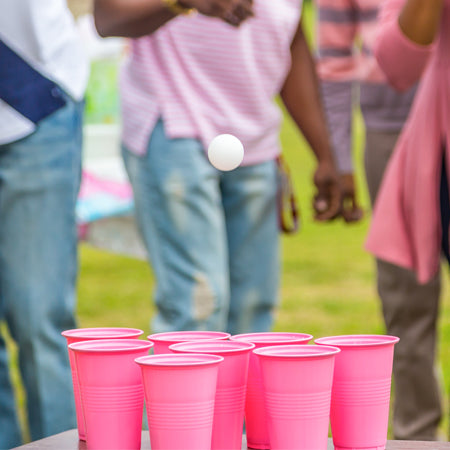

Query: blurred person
[93,0,341,335]
[366,0,449,440]
[0,1,88,446]
[315,0,443,440]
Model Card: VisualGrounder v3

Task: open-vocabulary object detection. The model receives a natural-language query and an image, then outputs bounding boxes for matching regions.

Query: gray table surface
[13,429,450,449]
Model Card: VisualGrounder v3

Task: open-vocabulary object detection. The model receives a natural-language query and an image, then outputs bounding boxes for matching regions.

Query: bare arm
[93,0,254,38]
[280,19,341,221]
[399,0,444,45]
[93,0,173,37]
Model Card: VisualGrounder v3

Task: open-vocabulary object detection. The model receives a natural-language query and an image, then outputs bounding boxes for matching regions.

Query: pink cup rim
[135,353,224,367]
[253,344,340,359]
[147,331,231,343]
[69,338,153,353]
[169,340,255,355]
[62,327,144,340]
[315,334,400,347]
[230,332,312,344]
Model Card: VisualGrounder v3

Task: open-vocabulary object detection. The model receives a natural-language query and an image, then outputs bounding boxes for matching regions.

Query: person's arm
[93,0,254,38]
[399,0,444,45]
[315,0,364,223]
[280,19,341,222]
[374,0,442,91]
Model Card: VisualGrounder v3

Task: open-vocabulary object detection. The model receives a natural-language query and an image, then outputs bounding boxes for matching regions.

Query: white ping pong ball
[208,134,244,171]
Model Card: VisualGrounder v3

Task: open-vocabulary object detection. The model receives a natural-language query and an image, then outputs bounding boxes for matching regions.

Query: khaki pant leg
[365,130,443,440]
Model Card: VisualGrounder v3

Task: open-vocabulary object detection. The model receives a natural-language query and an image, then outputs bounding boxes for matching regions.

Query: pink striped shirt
[315,0,416,173]
[119,1,301,165]
[316,0,383,83]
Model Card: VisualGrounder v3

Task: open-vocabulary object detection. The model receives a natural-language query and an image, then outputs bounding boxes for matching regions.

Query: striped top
[120,0,301,165]
[315,0,416,173]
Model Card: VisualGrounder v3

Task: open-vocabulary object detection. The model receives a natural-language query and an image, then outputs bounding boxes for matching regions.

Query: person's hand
[183,0,254,26]
[312,160,341,222]
[340,173,364,223]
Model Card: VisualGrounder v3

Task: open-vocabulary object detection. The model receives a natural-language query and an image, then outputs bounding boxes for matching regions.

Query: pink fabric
[373,0,435,91]
[119,0,301,165]
[366,0,450,283]
[79,171,133,200]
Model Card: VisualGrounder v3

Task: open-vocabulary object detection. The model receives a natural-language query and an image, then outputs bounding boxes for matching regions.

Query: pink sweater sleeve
[374,0,434,91]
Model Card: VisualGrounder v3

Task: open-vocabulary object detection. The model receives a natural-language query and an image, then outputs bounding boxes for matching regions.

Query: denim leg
[221,161,280,335]
[122,120,230,332]
[0,97,82,444]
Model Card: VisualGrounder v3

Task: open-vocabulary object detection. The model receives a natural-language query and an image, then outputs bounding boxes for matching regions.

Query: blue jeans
[0,96,82,447]
[123,119,280,335]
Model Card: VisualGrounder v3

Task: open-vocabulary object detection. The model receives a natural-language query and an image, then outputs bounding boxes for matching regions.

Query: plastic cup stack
[315,335,399,450]
[254,344,340,450]
[61,327,144,441]
[136,353,223,450]
[61,328,399,450]
[69,339,153,450]
[230,332,313,449]
[170,340,255,450]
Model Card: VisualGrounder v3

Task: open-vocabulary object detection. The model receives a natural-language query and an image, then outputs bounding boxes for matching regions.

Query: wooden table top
[13,429,450,449]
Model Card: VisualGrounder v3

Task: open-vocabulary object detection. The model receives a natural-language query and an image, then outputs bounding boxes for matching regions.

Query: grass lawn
[7,0,450,442]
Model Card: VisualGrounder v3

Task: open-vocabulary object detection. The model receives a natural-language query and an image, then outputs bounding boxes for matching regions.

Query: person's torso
[120,0,301,164]
[0,0,88,144]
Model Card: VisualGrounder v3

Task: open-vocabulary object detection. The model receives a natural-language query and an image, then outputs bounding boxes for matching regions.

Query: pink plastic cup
[62,327,144,440]
[230,332,312,449]
[315,335,400,450]
[254,344,340,450]
[170,340,255,450]
[135,353,223,450]
[69,339,153,450]
[147,330,231,354]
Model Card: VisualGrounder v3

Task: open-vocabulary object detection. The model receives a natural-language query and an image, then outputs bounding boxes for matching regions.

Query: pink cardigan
[365,0,450,283]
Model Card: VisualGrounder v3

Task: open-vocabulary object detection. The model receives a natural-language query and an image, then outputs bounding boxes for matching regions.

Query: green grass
[7,1,450,442]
